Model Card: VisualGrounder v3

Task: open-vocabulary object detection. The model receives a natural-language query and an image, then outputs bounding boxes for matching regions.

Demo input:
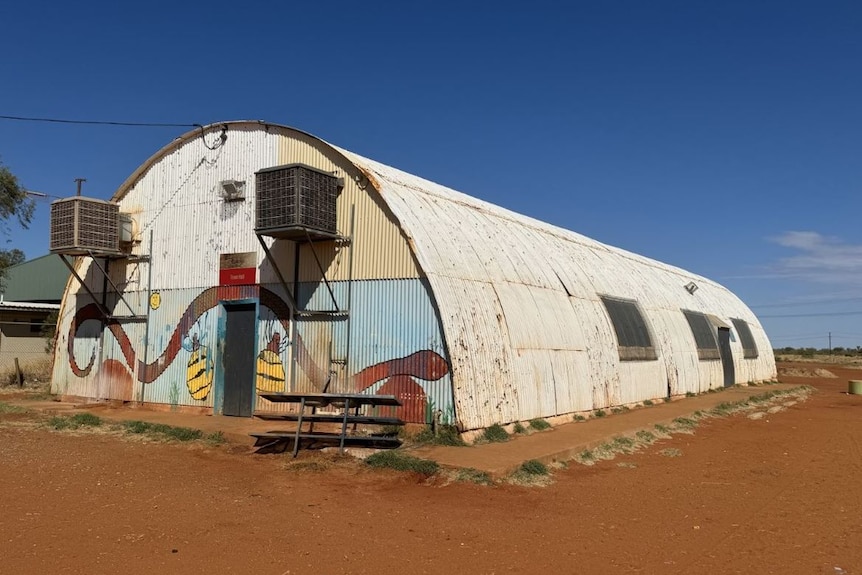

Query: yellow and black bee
[256,331,288,393]
[183,332,213,400]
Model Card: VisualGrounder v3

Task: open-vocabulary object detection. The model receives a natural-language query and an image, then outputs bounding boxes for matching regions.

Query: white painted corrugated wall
[337,151,777,431]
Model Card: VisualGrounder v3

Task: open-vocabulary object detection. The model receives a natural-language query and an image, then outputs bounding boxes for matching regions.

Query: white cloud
[767,231,862,284]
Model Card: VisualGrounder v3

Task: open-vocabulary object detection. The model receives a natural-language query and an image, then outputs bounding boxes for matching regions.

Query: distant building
[51,122,775,430]
[1,255,68,372]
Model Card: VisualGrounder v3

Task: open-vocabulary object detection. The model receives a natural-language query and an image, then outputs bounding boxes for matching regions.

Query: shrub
[413,425,466,446]
[365,451,439,475]
[519,459,549,476]
[528,418,551,431]
[482,424,509,443]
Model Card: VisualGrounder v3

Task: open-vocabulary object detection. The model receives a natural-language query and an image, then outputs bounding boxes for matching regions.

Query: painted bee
[182,328,213,401]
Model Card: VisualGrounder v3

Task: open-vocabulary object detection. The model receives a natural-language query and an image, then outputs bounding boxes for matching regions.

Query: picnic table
[251,392,404,456]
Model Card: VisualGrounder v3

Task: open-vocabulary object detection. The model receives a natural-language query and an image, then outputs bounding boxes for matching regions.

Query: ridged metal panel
[288,278,454,423]
[276,134,419,282]
[339,150,776,430]
[118,126,278,291]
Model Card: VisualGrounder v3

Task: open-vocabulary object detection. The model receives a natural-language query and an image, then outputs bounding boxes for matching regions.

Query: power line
[0,114,199,128]
[759,310,862,319]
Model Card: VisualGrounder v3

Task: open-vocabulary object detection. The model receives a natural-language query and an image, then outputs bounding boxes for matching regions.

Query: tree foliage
[0,159,35,289]
[0,160,35,233]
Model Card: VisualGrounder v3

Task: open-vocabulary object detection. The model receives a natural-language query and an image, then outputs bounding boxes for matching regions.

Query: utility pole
[828,331,832,354]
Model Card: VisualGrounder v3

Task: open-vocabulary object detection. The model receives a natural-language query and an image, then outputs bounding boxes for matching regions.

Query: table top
[258,392,402,407]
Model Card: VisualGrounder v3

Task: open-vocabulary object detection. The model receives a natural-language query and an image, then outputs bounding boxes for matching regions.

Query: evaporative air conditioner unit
[49,197,121,255]
[255,164,340,239]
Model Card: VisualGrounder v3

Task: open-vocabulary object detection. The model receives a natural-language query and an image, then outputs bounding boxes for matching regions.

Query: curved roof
[112,121,775,430]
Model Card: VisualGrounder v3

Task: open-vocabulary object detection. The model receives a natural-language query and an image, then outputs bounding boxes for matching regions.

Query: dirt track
[1,362,861,574]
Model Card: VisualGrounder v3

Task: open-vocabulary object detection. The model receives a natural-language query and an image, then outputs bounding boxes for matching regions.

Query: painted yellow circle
[149,291,161,310]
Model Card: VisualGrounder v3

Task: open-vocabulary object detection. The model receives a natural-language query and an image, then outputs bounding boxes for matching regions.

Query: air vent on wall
[49,197,121,255]
[254,164,340,240]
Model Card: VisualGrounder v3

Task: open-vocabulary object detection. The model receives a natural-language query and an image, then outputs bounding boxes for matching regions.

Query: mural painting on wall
[256,317,290,393]
[66,285,451,423]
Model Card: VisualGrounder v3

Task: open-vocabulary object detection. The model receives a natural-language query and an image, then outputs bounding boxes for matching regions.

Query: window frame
[599,296,658,361]
[682,310,720,361]
[730,318,758,359]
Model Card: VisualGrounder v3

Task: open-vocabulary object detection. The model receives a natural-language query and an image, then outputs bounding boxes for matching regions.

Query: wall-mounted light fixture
[219,180,246,202]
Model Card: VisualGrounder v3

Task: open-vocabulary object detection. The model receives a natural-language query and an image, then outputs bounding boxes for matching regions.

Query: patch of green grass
[455,468,492,485]
[659,448,682,457]
[578,449,594,462]
[642,399,654,406]
[635,430,656,443]
[70,413,102,427]
[204,431,226,444]
[365,451,439,475]
[611,436,635,451]
[654,424,670,434]
[685,391,696,397]
[482,423,509,443]
[573,414,586,422]
[711,402,736,415]
[413,425,466,446]
[47,416,73,430]
[594,409,606,418]
[0,402,25,414]
[611,407,623,414]
[707,388,718,394]
[513,421,527,434]
[120,420,204,441]
[45,412,103,430]
[672,417,697,429]
[528,418,551,431]
[519,459,549,476]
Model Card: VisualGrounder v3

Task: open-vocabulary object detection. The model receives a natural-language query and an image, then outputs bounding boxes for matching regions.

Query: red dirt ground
[2,362,861,575]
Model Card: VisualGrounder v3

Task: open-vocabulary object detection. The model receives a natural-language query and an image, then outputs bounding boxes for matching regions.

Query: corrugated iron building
[51,121,776,431]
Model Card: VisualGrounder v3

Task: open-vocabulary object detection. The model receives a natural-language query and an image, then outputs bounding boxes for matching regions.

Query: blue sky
[1,1,860,349]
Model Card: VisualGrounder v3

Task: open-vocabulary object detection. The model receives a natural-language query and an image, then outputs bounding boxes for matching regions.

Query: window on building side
[600,296,657,361]
[731,318,758,359]
[682,310,720,360]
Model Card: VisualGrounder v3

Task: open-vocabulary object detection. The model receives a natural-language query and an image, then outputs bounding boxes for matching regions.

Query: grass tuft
[0,402,26,414]
[642,399,654,406]
[519,459,549,476]
[70,413,102,427]
[594,409,606,418]
[659,448,682,458]
[685,391,696,398]
[573,414,586,422]
[456,468,493,485]
[365,451,439,475]
[635,430,656,443]
[413,425,466,446]
[672,417,697,429]
[528,418,551,431]
[513,421,527,434]
[121,420,204,441]
[482,423,510,443]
